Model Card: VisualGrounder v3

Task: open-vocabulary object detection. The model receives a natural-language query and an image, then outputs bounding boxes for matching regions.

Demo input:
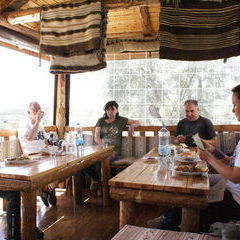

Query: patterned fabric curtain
[159,0,240,61]
[40,0,107,74]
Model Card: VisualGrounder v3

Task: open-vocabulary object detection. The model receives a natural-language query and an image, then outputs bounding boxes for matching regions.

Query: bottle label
[158,145,169,156]
[76,139,85,146]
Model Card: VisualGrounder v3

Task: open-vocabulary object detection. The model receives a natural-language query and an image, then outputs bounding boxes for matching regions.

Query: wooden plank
[44,125,57,133]
[0,25,39,50]
[0,17,39,40]
[110,187,208,209]
[0,40,49,60]
[0,0,28,14]
[3,0,160,24]
[137,6,153,37]
[109,161,150,188]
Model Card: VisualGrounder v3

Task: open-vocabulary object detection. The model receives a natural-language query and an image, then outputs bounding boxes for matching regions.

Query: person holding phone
[148,86,240,232]
[175,99,217,147]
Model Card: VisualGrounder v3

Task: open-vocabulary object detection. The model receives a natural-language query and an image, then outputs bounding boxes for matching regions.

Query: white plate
[176,154,200,162]
[174,170,207,176]
[5,159,32,164]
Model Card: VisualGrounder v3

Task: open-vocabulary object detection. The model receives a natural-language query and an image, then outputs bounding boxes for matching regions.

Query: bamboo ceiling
[0,0,161,59]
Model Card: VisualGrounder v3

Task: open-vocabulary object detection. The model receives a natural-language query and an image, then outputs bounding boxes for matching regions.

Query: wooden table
[0,145,113,240]
[111,225,220,240]
[109,148,209,232]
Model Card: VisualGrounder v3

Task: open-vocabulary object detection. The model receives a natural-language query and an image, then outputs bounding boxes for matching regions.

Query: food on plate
[175,164,208,173]
[179,143,187,148]
[178,151,197,161]
[5,154,30,161]
[179,151,196,158]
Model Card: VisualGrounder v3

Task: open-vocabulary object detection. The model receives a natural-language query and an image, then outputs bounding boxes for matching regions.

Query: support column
[55,74,66,139]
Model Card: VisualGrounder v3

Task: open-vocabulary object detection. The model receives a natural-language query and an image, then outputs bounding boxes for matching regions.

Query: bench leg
[119,201,135,229]
[181,208,200,232]
[101,157,111,207]
[72,172,84,206]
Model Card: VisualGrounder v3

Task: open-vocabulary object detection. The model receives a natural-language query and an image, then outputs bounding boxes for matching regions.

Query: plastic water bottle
[75,123,84,156]
[158,125,170,157]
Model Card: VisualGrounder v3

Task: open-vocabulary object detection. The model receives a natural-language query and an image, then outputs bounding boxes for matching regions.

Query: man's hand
[201,140,215,152]
[176,135,186,143]
[35,110,44,123]
[199,149,215,163]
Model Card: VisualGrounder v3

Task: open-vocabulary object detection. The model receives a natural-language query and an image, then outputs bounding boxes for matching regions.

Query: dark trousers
[84,162,101,182]
[0,191,21,240]
[84,153,120,182]
[159,190,240,232]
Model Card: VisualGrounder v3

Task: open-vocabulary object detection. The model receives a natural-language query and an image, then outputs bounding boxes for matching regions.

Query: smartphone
[192,133,205,150]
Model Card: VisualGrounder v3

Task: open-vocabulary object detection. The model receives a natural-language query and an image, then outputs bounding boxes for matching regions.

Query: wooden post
[119,201,135,229]
[181,208,200,232]
[21,191,37,240]
[72,172,84,205]
[101,157,111,207]
[56,74,66,139]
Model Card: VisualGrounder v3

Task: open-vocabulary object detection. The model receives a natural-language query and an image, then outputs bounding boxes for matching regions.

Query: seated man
[175,99,217,147]
[148,86,240,232]
[18,101,57,207]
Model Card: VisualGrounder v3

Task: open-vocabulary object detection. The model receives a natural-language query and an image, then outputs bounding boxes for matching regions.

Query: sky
[0,46,54,111]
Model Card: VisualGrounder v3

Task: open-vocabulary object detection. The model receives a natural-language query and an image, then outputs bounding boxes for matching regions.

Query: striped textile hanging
[159,0,240,61]
[40,0,107,74]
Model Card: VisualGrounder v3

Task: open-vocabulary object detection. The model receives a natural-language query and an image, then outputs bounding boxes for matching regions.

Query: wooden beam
[137,6,153,37]
[0,17,39,40]
[4,0,160,25]
[0,40,50,61]
[56,74,66,139]
[0,25,39,50]
[0,0,28,14]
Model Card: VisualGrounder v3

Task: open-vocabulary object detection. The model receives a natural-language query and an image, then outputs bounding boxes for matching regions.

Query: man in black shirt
[175,100,217,147]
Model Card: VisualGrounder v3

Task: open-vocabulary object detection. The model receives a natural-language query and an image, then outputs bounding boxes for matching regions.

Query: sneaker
[147,215,165,229]
[97,185,102,197]
[40,192,49,207]
[90,180,98,192]
[48,189,57,206]
[36,227,44,240]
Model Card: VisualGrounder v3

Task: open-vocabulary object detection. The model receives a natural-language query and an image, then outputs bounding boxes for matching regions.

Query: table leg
[101,157,111,207]
[119,201,135,229]
[181,208,200,232]
[72,172,84,205]
[21,191,37,240]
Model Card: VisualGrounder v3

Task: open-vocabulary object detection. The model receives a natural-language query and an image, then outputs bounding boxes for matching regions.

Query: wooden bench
[111,225,220,240]
[0,126,58,211]
[65,125,240,169]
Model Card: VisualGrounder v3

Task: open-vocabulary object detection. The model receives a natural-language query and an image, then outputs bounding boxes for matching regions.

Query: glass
[61,142,75,154]
[103,138,110,148]
[49,146,58,158]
